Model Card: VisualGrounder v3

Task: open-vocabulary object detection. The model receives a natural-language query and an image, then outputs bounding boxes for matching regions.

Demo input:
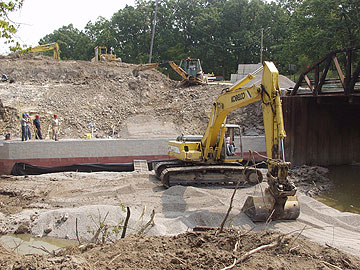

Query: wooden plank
[333,55,345,88]
[314,65,319,89]
[345,50,352,95]
[304,75,314,93]
[349,61,360,94]
[283,95,360,166]
[315,58,332,95]
[292,74,303,95]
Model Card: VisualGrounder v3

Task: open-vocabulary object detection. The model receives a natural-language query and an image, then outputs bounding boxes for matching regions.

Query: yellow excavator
[133,58,207,86]
[30,42,60,60]
[153,61,299,222]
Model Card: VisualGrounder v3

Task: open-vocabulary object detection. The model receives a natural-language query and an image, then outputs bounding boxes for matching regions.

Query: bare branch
[321,260,343,270]
[121,206,131,238]
[218,159,250,234]
[137,209,155,235]
[75,217,81,245]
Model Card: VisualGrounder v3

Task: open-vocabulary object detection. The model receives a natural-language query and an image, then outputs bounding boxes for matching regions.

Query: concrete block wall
[0,139,170,159]
[231,63,262,83]
[0,136,265,175]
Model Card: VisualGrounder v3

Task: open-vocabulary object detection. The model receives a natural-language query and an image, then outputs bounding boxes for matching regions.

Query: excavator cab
[178,58,205,84]
[180,58,203,77]
[223,124,243,160]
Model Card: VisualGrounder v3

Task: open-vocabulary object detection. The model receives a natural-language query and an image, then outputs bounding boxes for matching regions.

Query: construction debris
[289,165,333,197]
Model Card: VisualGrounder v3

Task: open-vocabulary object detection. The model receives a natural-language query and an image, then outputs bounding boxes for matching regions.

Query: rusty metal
[282,96,360,166]
[292,45,360,96]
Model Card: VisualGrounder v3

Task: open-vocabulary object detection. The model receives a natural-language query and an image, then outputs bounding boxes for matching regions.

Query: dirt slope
[0,54,264,139]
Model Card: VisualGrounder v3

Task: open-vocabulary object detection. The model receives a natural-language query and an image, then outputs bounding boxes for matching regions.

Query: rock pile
[289,165,333,197]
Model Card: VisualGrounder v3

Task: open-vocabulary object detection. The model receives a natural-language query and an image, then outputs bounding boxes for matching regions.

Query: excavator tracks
[153,160,184,178]
[157,164,263,188]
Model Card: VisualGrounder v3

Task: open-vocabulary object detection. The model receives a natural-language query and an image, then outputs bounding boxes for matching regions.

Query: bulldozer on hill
[92,46,120,62]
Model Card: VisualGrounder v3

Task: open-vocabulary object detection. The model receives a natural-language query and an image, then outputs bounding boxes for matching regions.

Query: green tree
[84,17,117,52]
[0,0,24,41]
[111,2,153,63]
[40,24,93,60]
[276,0,360,71]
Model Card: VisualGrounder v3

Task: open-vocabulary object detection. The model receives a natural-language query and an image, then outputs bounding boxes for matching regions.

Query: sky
[0,0,136,55]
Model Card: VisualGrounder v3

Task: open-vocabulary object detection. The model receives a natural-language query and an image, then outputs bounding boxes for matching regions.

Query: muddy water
[316,164,360,214]
[0,234,77,255]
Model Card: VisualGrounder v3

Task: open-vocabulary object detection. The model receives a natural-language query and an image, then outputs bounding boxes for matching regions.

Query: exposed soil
[1,229,360,270]
[0,169,359,269]
[0,54,264,140]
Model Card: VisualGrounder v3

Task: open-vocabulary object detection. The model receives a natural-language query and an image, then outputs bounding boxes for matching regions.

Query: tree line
[34,0,360,78]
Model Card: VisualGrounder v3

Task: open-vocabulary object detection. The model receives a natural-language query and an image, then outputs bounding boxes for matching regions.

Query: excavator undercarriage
[154,160,263,188]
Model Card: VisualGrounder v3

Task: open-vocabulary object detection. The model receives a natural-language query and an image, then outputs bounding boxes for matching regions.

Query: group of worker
[20,113,59,141]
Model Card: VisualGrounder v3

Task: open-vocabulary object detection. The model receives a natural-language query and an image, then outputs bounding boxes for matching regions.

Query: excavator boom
[30,42,60,60]
[132,58,207,85]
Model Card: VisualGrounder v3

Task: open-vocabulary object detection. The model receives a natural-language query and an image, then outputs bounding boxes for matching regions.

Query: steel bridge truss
[292,45,360,96]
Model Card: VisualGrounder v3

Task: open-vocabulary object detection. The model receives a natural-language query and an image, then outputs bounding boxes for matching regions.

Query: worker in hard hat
[33,114,42,140]
[51,114,59,141]
[21,113,27,141]
[25,114,31,140]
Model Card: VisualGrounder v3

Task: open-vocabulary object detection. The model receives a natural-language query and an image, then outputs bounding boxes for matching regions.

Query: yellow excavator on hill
[133,58,207,86]
[30,42,60,60]
[153,61,299,222]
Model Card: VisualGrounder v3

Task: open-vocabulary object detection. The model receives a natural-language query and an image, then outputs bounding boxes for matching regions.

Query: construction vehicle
[92,46,119,62]
[153,61,299,222]
[132,62,166,77]
[30,42,60,60]
[170,58,206,85]
[132,57,207,86]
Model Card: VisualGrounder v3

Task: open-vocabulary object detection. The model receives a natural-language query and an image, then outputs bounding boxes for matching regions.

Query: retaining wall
[283,96,360,166]
[0,136,266,175]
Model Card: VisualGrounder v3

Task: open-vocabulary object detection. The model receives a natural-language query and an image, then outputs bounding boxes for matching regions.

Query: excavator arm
[132,63,161,77]
[132,59,205,85]
[30,42,60,60]
[201,62,286,164]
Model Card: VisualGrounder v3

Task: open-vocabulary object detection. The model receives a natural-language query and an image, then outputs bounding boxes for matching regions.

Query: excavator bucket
[242,189,300,222]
